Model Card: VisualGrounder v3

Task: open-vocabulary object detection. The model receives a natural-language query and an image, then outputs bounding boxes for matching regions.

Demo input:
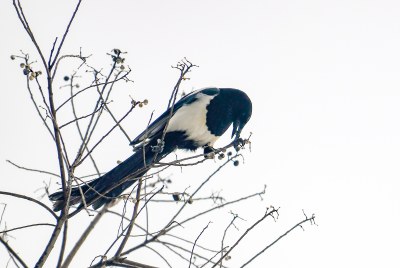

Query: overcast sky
[1,0,400,267]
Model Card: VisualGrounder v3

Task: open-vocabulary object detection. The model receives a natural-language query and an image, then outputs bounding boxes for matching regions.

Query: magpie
[50,87,252,211]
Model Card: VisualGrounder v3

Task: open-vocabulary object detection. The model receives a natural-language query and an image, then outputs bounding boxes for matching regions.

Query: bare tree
[1,1,316,267]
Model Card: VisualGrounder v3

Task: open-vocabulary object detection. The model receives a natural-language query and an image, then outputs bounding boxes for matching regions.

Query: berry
[172,193,180,201]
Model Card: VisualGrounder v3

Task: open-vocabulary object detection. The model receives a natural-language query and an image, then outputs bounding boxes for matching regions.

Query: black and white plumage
[50,87,252,211]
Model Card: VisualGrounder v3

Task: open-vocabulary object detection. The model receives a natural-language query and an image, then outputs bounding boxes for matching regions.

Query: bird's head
[223,89,252,140]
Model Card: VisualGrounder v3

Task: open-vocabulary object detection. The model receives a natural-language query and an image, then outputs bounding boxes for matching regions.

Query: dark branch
[0,236,28,268]
[240,213,316,267]
[0,191,57,219]
[0,223,55,234]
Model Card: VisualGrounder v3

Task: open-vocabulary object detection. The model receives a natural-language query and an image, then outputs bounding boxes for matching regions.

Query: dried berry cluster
[11,55,42,81]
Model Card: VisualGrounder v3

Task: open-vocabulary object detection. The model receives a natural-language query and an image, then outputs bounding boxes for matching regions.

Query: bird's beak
[231,120,242,140]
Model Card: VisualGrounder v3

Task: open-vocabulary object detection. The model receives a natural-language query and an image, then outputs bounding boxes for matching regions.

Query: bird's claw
[203,146,216,159]
[233,138,245,152]
[151,139,165,153]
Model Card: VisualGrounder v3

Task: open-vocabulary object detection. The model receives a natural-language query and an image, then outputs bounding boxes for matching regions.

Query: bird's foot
[151,139,165,153]
[233,137,245,152]
[203,146,216,159]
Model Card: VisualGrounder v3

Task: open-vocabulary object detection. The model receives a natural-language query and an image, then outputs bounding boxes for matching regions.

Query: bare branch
[61,205,109,268]
[212,207,280,268]
[115,177,143,257]
[56,69,131,112]
[6,159,61,178]
[0,223,55,234]
[74,102,136,167]
[59,101,105,129]
[69,74,101,175]
[219,213,241,268]
[189,221,211,268]
[240,213,316,267]
[13,0,49,76]
[144,246,173,268]
[0,236,28,268]
[48,0,83,70]
[0,191,57,219]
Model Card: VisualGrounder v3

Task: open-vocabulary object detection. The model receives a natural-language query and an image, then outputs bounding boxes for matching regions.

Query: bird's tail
[49,143,168,211]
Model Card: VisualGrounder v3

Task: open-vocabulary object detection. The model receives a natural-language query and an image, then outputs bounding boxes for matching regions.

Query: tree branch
[0,191,57,219]
[0,236,28,268]
[240,213,316,267]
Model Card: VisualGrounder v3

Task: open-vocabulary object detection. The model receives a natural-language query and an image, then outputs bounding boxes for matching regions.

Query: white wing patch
[166,93,219,147]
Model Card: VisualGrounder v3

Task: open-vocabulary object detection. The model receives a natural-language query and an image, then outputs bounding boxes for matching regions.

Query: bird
[49,87,252,212]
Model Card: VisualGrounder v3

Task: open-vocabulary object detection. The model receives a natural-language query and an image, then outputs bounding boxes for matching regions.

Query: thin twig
[13,0,49,76]
[61,205,109,268]
[0,191,57,219]
[220,213,240,268]
[71,63,121,168]
[56,70,131,112]
[0,236,28,268]
[240,213,316,267]
[49,0,83,70]
[211,207,280,268]
[159,241,225,268]
[75,103,136,167]
[69,74,101,175]
[23,66,55,140]
[118,157,239,258]
[6,160,60,178]
[199,246,229,268]
[189,221,211,268]
[115,177,143,257]
[59,101,105,129]
[52,54,88,81]
[0,223,55,234]
[164,233,220,253]
[144,246,173,268]
[56,220,68,267]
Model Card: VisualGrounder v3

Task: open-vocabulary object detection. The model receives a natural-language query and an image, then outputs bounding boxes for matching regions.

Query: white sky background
[1,0,400,267]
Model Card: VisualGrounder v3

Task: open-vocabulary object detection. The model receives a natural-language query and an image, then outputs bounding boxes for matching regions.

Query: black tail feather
[49,142,171,212]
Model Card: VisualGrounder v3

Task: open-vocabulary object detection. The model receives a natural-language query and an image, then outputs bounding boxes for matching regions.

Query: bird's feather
[49,87,251,212]
[130,88,219,149]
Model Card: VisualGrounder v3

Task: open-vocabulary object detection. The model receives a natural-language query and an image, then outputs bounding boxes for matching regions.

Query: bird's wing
[130,88,219,149]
